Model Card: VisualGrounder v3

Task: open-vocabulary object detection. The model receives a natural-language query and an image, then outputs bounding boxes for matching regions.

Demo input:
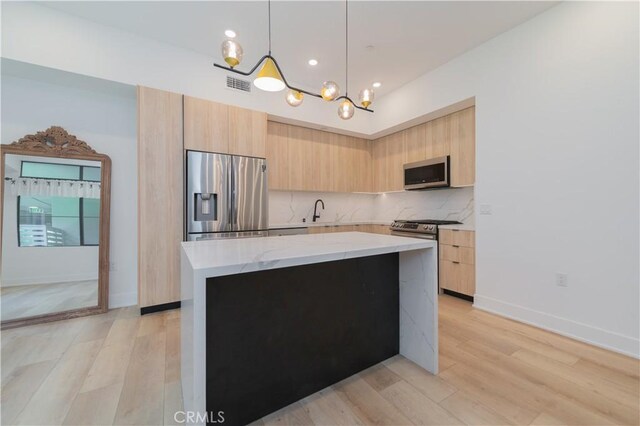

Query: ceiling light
[321,81,340,101]
[358,88,374,108]
[221,39,243,68]
[372,82,382,88]
[338,98,355,120]
[285,90,304,107]
[213,0,374,117]
[254,58,285,92]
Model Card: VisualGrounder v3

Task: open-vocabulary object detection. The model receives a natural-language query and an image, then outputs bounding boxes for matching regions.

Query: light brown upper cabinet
[373,132,404,192]
[372,106,475,192]
[449,107,475,187]
[184,96,267,158]
[137,86,183,309]
[229,106,267,158]
[184,95,229,153]
[265,121,290,190]
[266,122,371,192]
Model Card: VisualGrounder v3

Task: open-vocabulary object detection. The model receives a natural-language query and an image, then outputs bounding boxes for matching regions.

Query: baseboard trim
[109,291,137,309]
[473,294,640,359]
[140,301,181,315]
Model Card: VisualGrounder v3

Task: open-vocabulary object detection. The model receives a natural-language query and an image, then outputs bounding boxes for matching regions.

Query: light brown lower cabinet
[438,229,475,297]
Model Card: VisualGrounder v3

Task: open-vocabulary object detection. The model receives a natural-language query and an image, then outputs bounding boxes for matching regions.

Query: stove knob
[422,225,428,230]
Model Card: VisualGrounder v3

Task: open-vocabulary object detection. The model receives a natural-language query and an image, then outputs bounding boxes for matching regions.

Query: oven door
[390,230,436,240]
[403,156,450,190]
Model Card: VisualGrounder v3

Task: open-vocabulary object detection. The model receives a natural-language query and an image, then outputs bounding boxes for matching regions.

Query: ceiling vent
[226,76,251,93]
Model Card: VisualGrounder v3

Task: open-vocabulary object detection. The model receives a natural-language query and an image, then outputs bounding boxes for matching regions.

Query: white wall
[1,73,138,308]
[374,2,639,356]
[0,1,372,137]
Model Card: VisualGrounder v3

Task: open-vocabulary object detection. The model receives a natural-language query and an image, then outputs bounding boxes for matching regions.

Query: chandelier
[214,0,374,120]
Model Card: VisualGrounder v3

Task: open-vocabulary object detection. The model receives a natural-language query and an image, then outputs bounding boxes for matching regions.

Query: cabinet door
[385,132,405,191]
[404,123,427,164]
[138,86,183,308]
[328,133,347,192]
[439,260,475,296]
[439,229,475,247]
[287,125,315,191]
[313,129,333,192]
[265,122,289,190]
[229,106,267,158]
[425,116,450,159]
[450,107,475,187]
[353,138,373,192]
[372,136,387,192]
[183,95,229,153]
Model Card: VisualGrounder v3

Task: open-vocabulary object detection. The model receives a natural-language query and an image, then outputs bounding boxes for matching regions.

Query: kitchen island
[181,232,438,425]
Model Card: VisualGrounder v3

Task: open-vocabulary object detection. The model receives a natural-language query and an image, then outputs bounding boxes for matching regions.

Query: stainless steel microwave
[403,156,450,190]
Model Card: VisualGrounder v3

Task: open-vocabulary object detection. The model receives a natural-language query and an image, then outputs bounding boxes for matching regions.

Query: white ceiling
[41,1,558,98]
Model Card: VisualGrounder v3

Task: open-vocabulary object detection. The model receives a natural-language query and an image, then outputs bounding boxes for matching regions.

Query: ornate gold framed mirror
[0,127,111,328]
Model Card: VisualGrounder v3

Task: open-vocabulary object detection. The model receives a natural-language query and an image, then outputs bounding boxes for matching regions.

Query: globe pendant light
[338,98,355,120]
[221,38,243,68]
[321,81,340,101]
[285,89,304,106]
[336,0,355,120]
[254,58,285,91]
[358,88,374,108]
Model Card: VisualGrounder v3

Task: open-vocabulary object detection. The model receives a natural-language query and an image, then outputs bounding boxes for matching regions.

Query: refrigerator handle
[229,157,236,229]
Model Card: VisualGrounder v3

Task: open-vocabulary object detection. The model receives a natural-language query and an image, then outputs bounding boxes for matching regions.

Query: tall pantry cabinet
[137,86,183,310]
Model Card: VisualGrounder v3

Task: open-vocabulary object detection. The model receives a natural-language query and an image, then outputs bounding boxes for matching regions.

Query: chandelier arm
[269,56,322,99]
[213,54,271,76]
[335,95,374,113]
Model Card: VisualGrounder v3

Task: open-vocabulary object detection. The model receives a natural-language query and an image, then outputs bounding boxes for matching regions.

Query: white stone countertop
[181,232,436,277]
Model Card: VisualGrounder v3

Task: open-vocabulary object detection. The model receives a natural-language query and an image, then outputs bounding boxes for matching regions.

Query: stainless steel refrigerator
[186,150,268,241]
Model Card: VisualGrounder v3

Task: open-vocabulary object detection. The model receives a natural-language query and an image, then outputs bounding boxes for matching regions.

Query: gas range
[389,219,462,239]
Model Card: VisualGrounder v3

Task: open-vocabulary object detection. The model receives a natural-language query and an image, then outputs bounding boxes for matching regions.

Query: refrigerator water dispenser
[194,193,217,221]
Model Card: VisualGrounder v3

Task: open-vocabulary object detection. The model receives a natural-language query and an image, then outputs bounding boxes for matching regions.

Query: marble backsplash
[269,186,474,227]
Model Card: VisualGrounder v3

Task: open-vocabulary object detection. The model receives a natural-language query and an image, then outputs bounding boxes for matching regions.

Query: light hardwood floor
[1,295,638,425]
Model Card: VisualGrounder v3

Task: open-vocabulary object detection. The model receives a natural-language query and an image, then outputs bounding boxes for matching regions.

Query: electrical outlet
[109,262,117,272]
[556,273,568,287]
[479,204,493,215]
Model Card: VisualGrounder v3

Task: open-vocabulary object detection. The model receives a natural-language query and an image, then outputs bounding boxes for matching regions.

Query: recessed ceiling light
[372,82,382,88]
[224,29,237,38]
[308,59,318,66]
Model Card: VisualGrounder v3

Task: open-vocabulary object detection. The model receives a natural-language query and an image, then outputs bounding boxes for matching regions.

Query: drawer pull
[452,245,459,248]
[452,229,459,232]
[453,261,460,264]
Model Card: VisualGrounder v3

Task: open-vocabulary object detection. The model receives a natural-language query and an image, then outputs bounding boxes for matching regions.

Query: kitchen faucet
[312,199,325,222]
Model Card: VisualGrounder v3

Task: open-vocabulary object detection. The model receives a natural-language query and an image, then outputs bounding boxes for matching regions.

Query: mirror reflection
[2,154,101,321]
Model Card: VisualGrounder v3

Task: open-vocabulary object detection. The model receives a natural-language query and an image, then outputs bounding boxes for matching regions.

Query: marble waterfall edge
[180,232,439,419]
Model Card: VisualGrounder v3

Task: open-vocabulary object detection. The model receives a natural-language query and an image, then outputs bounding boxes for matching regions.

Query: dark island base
[206,253,400,426]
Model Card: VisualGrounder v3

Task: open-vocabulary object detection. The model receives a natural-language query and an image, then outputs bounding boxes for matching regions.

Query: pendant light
[285,89,304,107]
[358,88,374,108]
[213,0,374,116]
[321,81,340,101]
[221,38,243,68]
[254,58,285,92]
[336,0,355,120]
[252,1,285,91]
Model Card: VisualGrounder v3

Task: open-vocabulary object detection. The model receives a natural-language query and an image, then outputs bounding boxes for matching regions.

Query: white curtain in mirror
[5,178,101,198]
